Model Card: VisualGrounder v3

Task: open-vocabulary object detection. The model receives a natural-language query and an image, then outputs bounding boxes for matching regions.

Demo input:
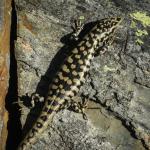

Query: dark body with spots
[18,17,122,150]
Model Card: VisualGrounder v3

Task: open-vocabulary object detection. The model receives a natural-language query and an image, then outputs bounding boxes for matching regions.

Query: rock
[0,0,12,150]
[13,0,150,150]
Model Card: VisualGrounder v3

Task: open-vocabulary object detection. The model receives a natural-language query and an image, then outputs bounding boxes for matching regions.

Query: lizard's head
[97,17,123,33]
[90,17,123,37]
[88,17,123,49]
[85,17,123,54]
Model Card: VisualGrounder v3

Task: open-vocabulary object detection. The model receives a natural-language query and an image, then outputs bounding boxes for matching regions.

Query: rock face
[10,0,150,150]
[0,0,12,150]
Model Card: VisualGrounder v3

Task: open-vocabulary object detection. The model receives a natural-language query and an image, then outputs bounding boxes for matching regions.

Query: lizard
[17,17,123,150]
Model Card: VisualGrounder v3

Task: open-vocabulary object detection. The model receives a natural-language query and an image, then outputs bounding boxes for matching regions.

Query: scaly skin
[18,17,122,150]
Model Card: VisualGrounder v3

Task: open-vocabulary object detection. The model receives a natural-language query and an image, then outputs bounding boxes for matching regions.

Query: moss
[130,12,150,45]
[136,39,144,45]
[135,29,148,37]
[103,65,116,72]
[130,12,150,27]
[130,20,136,28]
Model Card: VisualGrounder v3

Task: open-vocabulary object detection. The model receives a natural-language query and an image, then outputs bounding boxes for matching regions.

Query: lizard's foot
[30,93,44,108]
[12,101,23,105]
[12,101,27,115]
[71,16,85,41]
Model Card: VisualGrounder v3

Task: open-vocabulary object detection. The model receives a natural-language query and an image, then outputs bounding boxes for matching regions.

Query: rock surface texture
[12,0,150,150]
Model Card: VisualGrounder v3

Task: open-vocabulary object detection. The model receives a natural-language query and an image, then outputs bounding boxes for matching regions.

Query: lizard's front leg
[71,16,85,40]
[94,34,115,56]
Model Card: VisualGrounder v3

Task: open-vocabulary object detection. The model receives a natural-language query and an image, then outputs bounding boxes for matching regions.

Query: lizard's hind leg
[62,97,89,120]
[30,93,45,108]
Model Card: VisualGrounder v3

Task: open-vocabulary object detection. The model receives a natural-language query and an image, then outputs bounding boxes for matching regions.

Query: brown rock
[0,0,12,149]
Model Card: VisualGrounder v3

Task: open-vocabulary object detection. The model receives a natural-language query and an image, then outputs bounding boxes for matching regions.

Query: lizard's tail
[17,97,64,150]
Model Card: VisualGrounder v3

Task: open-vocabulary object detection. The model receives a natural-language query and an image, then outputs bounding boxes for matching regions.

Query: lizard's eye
[112,21,118,26]
[116,17,122,21]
